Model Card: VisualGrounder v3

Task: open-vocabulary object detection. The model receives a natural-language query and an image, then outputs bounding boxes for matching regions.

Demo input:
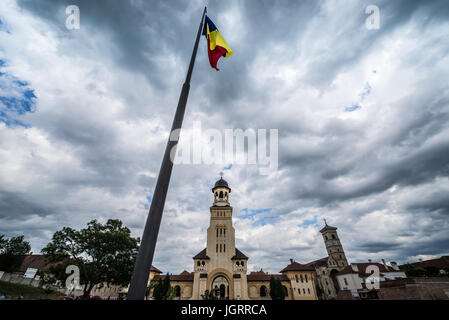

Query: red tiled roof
[402,256,449,270]
[280,261,315,273]
[150,265,162,273]
[337,263,396,276]
[305,257,329,268]
[247,270,289,281]
[153,271,194,282]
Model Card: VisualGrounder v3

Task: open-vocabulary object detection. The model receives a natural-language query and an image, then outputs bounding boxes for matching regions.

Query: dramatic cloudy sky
[1,0,448,274]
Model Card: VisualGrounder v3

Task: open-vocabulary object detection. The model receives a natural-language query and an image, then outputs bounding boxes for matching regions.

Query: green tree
[0,235,6,251]
[0,235,31,272]
[424,266,440,277]
[404,264,427,277]
[151,274,175,300]
[315,283,323,299]
[152,278,164,300]
[42,219,139,298]
[200,289,217,300]
[269,276,285,300]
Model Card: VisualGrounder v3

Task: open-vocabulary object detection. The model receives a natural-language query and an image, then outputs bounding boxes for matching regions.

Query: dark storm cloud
[0,190,54,218]
[17,0,199,89]
[407,192,449,215]
[356,242,402,253]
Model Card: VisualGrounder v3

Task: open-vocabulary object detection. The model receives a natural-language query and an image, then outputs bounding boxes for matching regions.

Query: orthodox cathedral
[147,177,348,300]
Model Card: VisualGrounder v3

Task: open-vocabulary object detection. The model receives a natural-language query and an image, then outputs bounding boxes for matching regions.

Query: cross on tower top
[219,171,224,179]
[324,218,328,226]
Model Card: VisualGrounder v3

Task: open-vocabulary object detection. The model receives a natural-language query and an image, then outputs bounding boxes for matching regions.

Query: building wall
[247,281,293,300]
[283,271,317,300]
[315,267,339,299]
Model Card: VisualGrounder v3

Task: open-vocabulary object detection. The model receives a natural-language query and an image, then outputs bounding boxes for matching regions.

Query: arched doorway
[330,269,340,293]
[211,275,230,300]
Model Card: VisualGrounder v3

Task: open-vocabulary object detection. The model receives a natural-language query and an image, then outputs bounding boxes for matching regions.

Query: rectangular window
[305,275,308,282]
[298,289,301,295]
[220,244,222,252]
[216,244,218,252]
[223,244,226,252]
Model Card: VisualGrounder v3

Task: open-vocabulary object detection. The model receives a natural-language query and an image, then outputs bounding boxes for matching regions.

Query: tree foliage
[0,235,31,272]
[269,276,285,300]
[404,264,449,277]
[200,289,217,300]
[41,219,139,298]
[150,274,175,300]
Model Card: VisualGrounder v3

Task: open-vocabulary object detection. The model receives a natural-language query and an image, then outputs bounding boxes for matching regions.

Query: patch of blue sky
[358,82,372,101]
[298,217,318,228]
[0,18,10,34]
[240,208,272,219]
[344,105,361,112]
[257,215,279,226]
[146,195,153,203]
[0,64,37,127]
[223,164,232,170]
[0,110,30,128]
[239,208,278,226]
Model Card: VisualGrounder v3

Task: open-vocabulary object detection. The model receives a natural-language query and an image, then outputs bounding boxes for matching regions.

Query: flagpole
[127,6,207,300]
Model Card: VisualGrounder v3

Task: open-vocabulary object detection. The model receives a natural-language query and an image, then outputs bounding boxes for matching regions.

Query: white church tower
[191,175,249,299]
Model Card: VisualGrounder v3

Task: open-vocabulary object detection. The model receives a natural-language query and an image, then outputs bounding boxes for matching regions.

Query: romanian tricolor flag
[202,16,233,71]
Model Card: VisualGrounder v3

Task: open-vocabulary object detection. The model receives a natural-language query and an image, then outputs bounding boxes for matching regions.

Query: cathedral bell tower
[320,219,348,268]
[207,175,235,263]
[192,175,248,300]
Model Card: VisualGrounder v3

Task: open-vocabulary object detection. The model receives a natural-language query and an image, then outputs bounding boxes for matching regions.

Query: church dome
[214,178,229,188]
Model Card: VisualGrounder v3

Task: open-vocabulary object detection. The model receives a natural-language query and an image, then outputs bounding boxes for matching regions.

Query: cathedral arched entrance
[211,274,230,300]
[330,269,340,294]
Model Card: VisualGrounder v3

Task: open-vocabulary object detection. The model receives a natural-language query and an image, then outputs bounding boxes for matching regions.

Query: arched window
[219,191,223,198]
[223,229,226,236]
[236,261,240,266]
[300,274,304,283]
[283,286,288,297]
[216,228,219,237]
[241,261,244,267]
[202,261,205,266]
[332,234,336,239]
[295,275,298,282]
[305,274,308,282]
[223,244,226,252]
[197,261,200,266]
[216,244,218,252]
[175,286,181,297]
[325,235,328,240]
[308,288,310,294]
[260,286,267,297]
[220,244,222,252]
[298,288,301,295]
[220,228,222,236]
